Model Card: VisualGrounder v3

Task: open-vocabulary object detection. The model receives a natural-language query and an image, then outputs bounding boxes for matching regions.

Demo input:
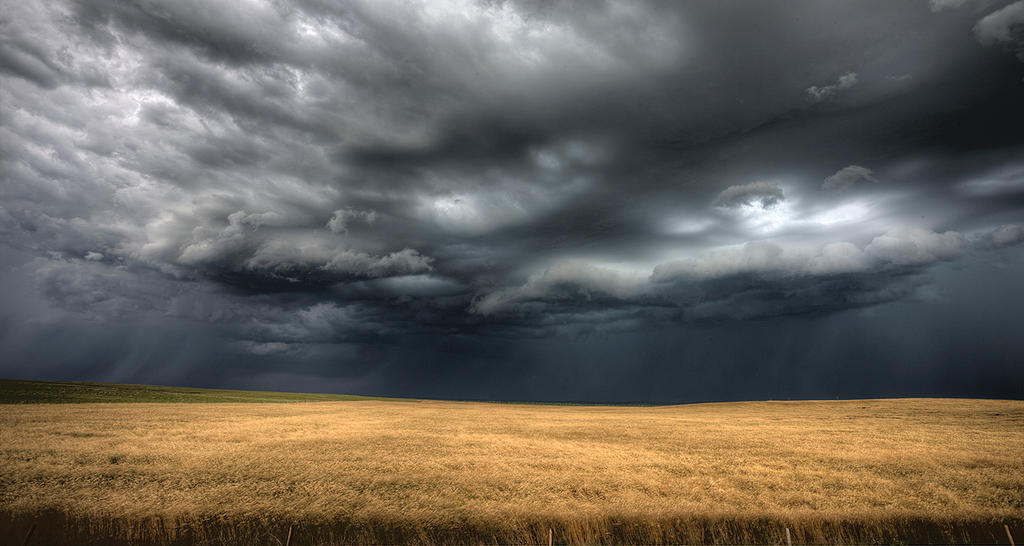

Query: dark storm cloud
[2,0,1022,400]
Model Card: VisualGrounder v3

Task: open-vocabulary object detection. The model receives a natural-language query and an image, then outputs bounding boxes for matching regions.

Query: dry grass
[1,398,1021,544]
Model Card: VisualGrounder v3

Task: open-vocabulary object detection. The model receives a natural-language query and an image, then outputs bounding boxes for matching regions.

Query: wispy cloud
[806,72,858,102]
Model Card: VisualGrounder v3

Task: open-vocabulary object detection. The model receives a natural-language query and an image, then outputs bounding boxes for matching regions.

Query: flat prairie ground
[0,379,411,404]
[1,397,1022,545]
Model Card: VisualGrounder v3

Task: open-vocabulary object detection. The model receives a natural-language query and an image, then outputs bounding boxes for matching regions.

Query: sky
[1,0,1022,403]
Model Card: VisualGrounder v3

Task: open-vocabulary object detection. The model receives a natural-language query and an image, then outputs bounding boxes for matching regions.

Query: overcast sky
[2,0,1022,403]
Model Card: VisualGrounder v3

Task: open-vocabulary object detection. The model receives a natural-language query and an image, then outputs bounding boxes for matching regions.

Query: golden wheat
[2,398,1021,544]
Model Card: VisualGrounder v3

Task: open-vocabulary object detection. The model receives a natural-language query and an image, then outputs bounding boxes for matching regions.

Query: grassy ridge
[2,396,1022,545]
[0,379,416,404]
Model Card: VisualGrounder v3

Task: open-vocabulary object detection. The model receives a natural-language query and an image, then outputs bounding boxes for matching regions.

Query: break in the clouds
[712,181,785,210]
[1,0,1022,402]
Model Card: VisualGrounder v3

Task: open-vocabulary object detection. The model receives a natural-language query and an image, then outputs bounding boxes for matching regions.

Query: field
[1,383,1021,545]
[0,379,413,404]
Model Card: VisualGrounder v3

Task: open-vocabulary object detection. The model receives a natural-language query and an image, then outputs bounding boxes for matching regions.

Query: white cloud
[863,227,969,266]
[650,240,790,282]
[327,208,377,234]
[990,224,1024,247]
[134,208,434,280]
[420,175,589,235]
[241,236,342,273]
[426,192,529,235]
[471,227,971,318]
[322,248,433,278]
[806,72,858,102]
[803,242,873,275]
[823,165,877,192]
[805,201,872,226]
[176,211,264,267]
[973,1,1024,60]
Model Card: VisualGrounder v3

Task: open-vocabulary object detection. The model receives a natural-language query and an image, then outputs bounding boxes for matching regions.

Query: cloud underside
[469,227,971,321]
[28,224,1010,342]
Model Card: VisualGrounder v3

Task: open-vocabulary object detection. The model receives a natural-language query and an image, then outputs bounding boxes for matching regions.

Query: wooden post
[1006,524,1015,546]
[548,527,553,546]
[785,527,792,546]
[22,524,36,546]
[286,524,294,546]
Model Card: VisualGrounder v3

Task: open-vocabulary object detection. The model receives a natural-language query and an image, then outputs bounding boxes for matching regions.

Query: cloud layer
[471,227,973,324]
[2,0,1022,401]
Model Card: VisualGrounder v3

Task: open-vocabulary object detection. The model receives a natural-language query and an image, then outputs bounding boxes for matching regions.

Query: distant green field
[0,379,417,404]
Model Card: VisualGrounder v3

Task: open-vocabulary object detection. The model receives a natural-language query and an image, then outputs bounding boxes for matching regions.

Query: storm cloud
[1,0,1022,402]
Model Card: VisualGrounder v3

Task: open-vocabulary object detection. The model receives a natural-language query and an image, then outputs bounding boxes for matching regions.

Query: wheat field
[2,397,1022,545]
